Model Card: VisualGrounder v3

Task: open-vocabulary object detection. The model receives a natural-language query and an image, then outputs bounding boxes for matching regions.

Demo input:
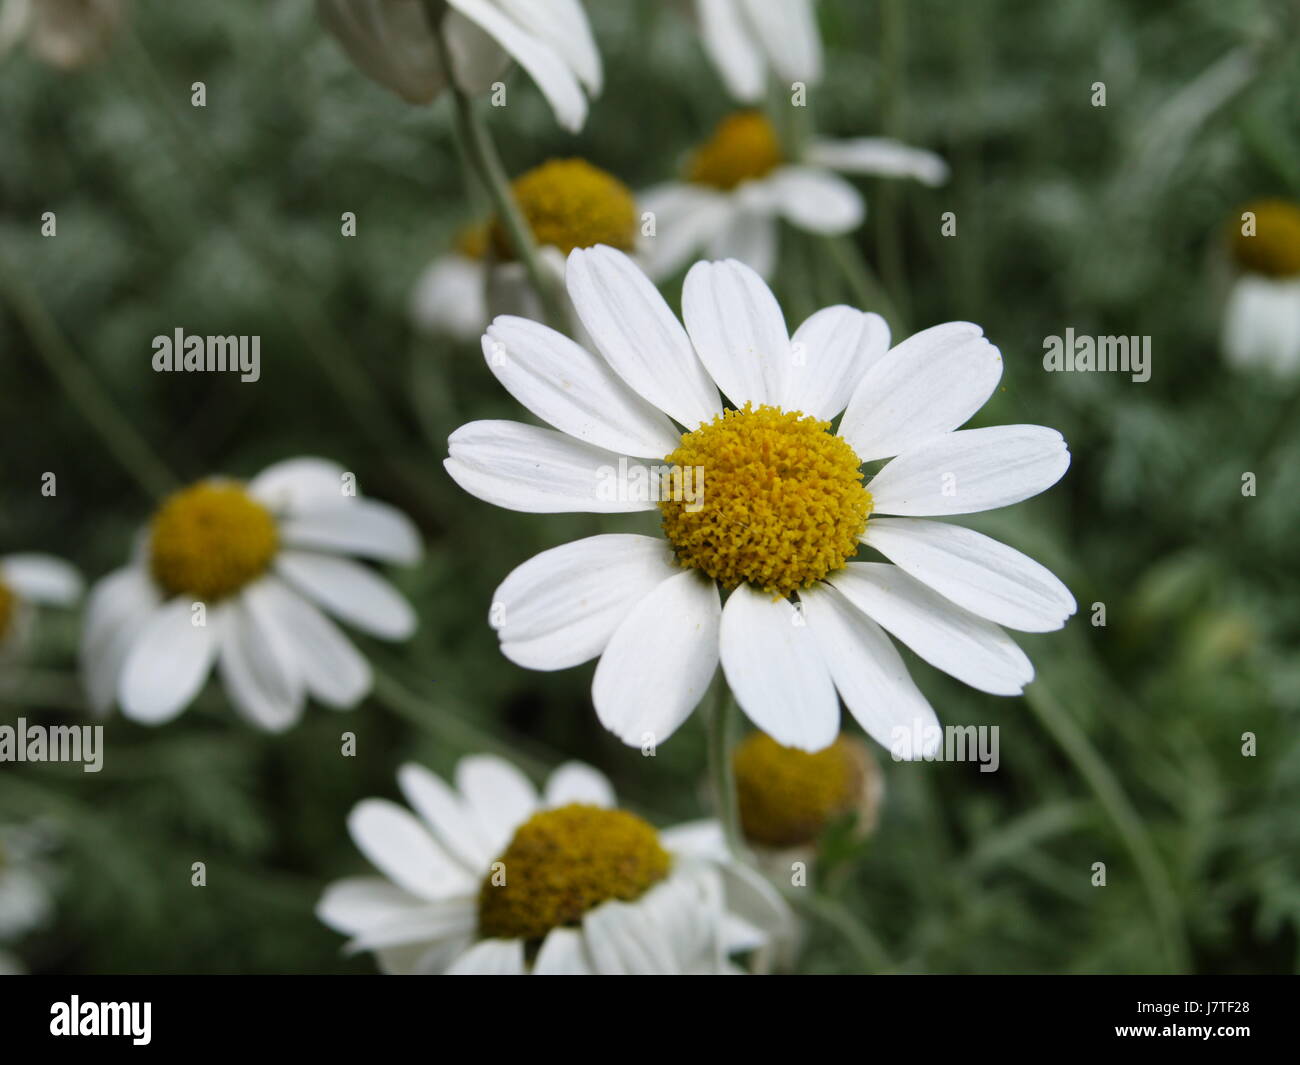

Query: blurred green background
[1,0,1298,974]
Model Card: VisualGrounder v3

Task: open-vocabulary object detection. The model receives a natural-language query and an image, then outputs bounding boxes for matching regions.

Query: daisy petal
[492,534,677,670]
[805,137,950,186]
[696,0,766,101]
[247,457,348,512]
[80,567,160,715]
[445,419,657,514]
[410,254,487,341]
[217,590,303,733]
[455,754,539,858]
[276,550,415,640]
[533,927,595,974]
[280,498,422,565]
[347,798,475,901]
[1222,275,1300,375]
[544,762,616,808]
[592,570,721,747]
[682,258,791,407]
[767,165,864,234]
[316,876,426,937]
[398,762,494,872]
[494,0,602,93]
[565,245,722,430]
[117,598,221,724]
[828,563,1034,696]
[584,898,679,974]
[445,938,526,975]
[1,554,81,605]
[483,316,680,458]
[839,322,1004,462]
[799,583,940,757]
[705,209,778,280]
[719,583,839,752]
[637,183,733,281]
[862,518,1076,632]
[783,305,890,420]
[345,897,478,953]
[867,425,1071,516]
[738,0,822,84]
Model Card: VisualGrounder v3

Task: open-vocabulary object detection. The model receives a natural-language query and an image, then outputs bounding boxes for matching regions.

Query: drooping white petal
[217,588,304,733]
[583,897,679,974]
[839,322,1004,462]
[248,457,348,512]
[805,137,950,187]
[1,553,81,605]
[592,570,721,747]
[695,0,766,101]
[445,419,658,514]
[719,583,839,752]
[682,258,791,408]
[317,0,448,105]
[565,245,722,430]
[482,316,680,458]
[766,165,864,234]
[1222,275,1300,376]
[80,566,160,715]
[276,550,416,640]
[347,798,476,902]
[494,0,602,94]
[705,207,779,280]
[659,819,727,860]
[532,927,595,974]
[637,182,734,281]
[862,518,1076,632]
[344,897,479,954]
[397,762,494,872]
[782,305,890,420]
[491,534,679,671]
[454,754,539,858]
[828,563,1034,696]
[444,937,527,974]
[867,425,1071,516]
[409,254,487,340]
[279,498,422,565]
[798,583,940,757]
[737,0,822,85]
[117,598,222,724]
[544,762,616,808]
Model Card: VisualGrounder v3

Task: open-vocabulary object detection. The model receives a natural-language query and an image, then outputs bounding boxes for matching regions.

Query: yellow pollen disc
[734,733,864,848]
[1231,198,1300,278]
[687,111,784,190]
[491,158,637,260]
[453,221,490,260]
[0,580,15,642]
[477,803,671,943]
[659,403,871,597]
[149,482,278,601]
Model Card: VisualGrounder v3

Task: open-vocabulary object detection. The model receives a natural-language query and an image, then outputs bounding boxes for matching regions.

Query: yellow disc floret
[491,158,637,259]
[478,803,671,942]
[149,482,278,601]
[659,404,871,597]
[453,221,490,261]
[0,580,15,642]
[1231,198,1300,278]
[734,732,864,848]
[687,111,784,190]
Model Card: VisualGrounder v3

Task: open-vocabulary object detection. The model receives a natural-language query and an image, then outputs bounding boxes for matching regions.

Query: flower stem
[707,684,747,860]
[778,883,893,973]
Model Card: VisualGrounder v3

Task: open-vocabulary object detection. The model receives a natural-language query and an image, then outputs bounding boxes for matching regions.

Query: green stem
[707,686,746,860]
[875,0,911,324]
[0,253,177,500]
[1022,681,1189,973]
[780,884,893,973]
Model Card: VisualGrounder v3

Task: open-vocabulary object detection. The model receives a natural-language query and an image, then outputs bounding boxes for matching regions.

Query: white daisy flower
[640,110,949,280]
[691,0,822,103]
[80,457,422,731]
[0,553,81,660]
[1221,198,1300,377]
[445,245,1075,754]
[0,822,56,973]
[0,0,127,70]
[317,0,601,133]
[317,754,790,974]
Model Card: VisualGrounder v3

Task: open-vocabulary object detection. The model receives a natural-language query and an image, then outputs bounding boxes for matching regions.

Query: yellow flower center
[477,803,671,943]
[491,158,638,260]
[1231,198,1300,278]
[659,404,871,597]
[734,733,864,848]
[453,221,490,260]
[687,111,784,190]
[0,579,15,642]
[149,482,279,601]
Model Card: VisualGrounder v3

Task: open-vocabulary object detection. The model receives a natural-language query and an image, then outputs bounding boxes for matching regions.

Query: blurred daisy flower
[317,0,601,132]
[0,553,81,661]
[80,457,421,731]
[639,110,948,279]
[446,246,1074,753]
[691,0,822,103]
[411,158,639,340]
[0,823,55,975]
[1221,198,1300,377]
[0,0,127,70]
[317,755,789,974]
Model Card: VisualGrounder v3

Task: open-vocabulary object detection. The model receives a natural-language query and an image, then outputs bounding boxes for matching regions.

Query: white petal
[482,316,680,457]
[252,577,372,708]
[117,598,221,724]
[637,183,734,281]
[798,583,939,756]
[445,0,587,132]
[316,876,427,936]
[565,245,722,430]
[828,563,1033,695]
[544,762,616,808]
[532,927,595,974]
[248,457,348,512]
[445,419,657,514]
[1,554,81,605]
[805,136,950,186]
[455,754,539,858]
[492,534,677,670]
[783,305,890,419]
[347,798,476,902]
[217,590,304,733]
[345,897,479,953]
[705,207,778,280]
[444,938,526,974]
[738,0,822,84]
[317,0,447,105]
[583,898,678,974]
[397,762,494,872]
[659,819,727,860]
[839,322,1004,462]
[276,550,415,640]
[494,0,601,93]
[280,498,422,565]
[862,518,1076,632]
[1222,275,1300,375]
[592,570,720,747]
[719,583,838,751]
[409,254,487,340]
[766,165,864,234]
[696,0,766,101]
[682,257,790,407]
[80,566,160,715]
[867,425,1071,516]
